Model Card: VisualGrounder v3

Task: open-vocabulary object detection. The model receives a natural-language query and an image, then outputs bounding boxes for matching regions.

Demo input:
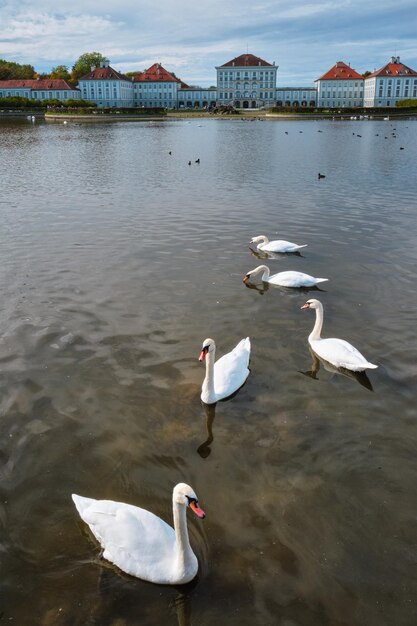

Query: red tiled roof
[316,61,363,81]
[132,63,180,82]
[79,66,130,81]
[369,60,417,78]
[220,54,273,68]
[0,79,77,90]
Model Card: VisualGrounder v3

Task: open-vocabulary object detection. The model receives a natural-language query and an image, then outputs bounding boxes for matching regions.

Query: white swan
[199,337,251,404]
[72,483,205,585]
[244,265,328,288]
[301,299,378,371]
[250,235,307,253]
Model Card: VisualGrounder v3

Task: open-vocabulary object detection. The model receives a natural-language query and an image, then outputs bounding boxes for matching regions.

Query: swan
[72,483,205,585]
[250,235,307,253]
[244,265,328,288]
[300,299,378,371]
[199,337,250,404]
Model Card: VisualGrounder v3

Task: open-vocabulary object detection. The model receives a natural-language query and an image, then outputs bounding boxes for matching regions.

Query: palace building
[215,53,278,109]
[0,79,80,101]
[315,61,364,108]
[3,53,416,110]
[78,59,133,108]
[364,56,417,107]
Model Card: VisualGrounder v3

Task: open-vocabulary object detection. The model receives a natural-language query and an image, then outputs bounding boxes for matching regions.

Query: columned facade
[216,54,277,109]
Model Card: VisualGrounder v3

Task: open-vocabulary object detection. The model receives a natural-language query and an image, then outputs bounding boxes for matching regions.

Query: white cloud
[0,0,416,85]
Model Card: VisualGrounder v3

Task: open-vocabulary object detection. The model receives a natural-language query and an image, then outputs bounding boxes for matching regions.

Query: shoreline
[1,110,416,123]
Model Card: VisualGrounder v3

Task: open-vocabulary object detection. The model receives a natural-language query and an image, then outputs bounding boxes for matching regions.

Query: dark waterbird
[318,173,326,179]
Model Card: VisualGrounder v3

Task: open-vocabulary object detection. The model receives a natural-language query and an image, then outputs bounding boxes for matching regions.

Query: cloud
[0,0,416,85]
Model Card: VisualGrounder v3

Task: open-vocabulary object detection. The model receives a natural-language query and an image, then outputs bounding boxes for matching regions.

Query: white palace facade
[1,54,416,110]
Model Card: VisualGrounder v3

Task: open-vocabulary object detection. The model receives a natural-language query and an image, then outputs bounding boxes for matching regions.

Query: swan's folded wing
[314,338,372,371]
[214,338,250,398]
[73,496,175,579]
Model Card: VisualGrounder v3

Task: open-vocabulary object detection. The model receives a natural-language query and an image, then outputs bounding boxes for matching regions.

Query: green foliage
[50,65,71,80]
[0,96,37,108]
[72,52,106,79]
[362,71,372,78]
[396,99,417,107]
[0,96,97,110]
[0,59,36,79]
[63,98,97,108]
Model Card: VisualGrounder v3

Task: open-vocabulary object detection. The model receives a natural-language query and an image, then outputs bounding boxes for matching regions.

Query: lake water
[0,116,416,626]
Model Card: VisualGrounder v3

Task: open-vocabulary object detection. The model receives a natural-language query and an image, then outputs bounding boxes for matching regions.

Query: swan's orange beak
[300,302,310,309]
[243,274,250,282]
[199,346,208,361]
[190,501,205,519]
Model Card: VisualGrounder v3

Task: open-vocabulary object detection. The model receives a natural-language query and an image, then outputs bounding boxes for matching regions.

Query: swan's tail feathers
[296,244,308,249]
[243,337,251,356]
[365,362,378,369]
[72,494,96,517]
[234,337,251,362]
[316,278,329,283]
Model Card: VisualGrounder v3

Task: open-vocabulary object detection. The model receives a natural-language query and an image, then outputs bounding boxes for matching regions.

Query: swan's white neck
[257,265,270,281]
[309,304,324,343]
[201,347,217,404]
[173,499,195,576]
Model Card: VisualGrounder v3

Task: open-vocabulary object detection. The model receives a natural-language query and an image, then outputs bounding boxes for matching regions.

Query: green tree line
[0,52,186,85]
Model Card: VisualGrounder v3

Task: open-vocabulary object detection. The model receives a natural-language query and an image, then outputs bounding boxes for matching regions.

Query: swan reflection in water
[299,347,374,391]
[249,247,304,260]
[243,280,326,296]
[197,402,216,458]
[95,569,196,626]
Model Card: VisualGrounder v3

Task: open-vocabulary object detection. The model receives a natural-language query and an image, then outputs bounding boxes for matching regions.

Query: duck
[300,299,378,371]
[72,483,205,585]
[318,173,326,179]
[199,337,250,404]
[250,235,307,254]
[244,265,328,288]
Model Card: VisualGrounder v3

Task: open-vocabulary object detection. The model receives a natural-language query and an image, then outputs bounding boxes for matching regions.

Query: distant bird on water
[285,131,288,135]
[195,158,200,164]
[188,161,192,166]
[318,173,326,179]
[169,151,172,155]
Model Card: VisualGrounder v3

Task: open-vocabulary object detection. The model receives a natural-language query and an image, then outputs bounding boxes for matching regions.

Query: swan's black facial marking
[202,346,209,354]
[186,495,197,505]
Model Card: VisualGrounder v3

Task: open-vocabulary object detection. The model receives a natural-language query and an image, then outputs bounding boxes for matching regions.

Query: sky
[0,0,416,86]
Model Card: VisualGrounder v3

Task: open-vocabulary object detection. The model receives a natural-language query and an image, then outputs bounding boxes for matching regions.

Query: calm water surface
[0,117,416,626]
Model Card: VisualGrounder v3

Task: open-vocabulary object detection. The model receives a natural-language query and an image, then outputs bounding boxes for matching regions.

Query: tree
[50,65,71,80]
[0,59,36,79]
[72,52,107,79]
[362,71,372,78]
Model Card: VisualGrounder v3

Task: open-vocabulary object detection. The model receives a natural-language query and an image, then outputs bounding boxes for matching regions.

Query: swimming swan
[199,337,251,404]
[300,299,378,371]
[72,483,205,585]
[244,265,328,288]
[250,235,307,253]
